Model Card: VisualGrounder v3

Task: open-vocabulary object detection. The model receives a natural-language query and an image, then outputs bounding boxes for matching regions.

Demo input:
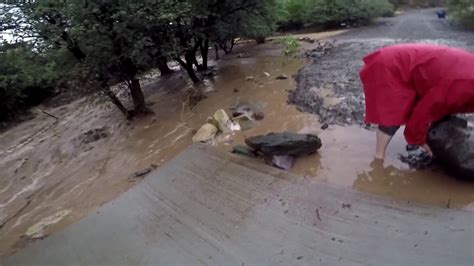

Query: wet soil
[1,9,474,260]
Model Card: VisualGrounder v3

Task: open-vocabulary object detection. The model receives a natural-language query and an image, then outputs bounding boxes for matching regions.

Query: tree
[449,0,474,29]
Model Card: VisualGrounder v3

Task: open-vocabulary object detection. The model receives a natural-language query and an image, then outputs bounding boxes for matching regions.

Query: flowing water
[1,40,473,259]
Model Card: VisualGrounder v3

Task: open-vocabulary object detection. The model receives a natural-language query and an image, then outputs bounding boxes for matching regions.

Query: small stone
[272,155,295,170]
[297,256,303,260]
[245,76,255,81]
[233,88,239,93]
[264,72,271,77]
[342,203,352,209]
[321,123,329,130]
[253,112,265,121]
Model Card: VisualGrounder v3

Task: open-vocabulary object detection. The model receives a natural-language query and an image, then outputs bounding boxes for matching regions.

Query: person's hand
[399,144,433,169]
[421,143,433,157]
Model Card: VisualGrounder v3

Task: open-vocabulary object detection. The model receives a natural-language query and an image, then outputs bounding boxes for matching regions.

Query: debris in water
[272,155,295,170]
[297,256,304,260]
[233,88,239,93]
[25,210,71,240]
[264,72,271,77]
[316,208,322,221]
[446,198,451,209]
[245,76,255,81]
[275,74,289,80]
[75,127,109,145]
[342,203,352,209]
[297,37,316,44]
[192,123,218,143]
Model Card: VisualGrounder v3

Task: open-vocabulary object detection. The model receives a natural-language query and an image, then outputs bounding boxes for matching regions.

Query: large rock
[245,132,322,156]
[192,123,218,143]
[213,109,241,132]
[428,116,474,180]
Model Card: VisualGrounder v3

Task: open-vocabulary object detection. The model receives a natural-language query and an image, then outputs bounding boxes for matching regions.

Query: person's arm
[404,87,451,153]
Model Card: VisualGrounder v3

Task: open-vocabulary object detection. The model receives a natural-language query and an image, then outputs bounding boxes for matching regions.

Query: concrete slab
[3,144,474,265]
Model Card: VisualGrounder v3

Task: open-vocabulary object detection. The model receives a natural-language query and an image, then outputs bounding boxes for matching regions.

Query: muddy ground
[1,8,474,260]
[290,8,474,125]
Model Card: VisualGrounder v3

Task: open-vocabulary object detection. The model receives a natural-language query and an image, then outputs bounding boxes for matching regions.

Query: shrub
[307,0,394,27]
[0,44,59,121]
[448,0,474,29]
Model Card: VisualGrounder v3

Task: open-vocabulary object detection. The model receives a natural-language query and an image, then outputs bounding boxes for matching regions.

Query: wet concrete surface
[1,9,474,261]
[4,144,474,265]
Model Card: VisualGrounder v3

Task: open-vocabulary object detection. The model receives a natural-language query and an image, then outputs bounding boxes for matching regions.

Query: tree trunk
[214,44,219,61]
[176,57,200,83]
[129,78,148,114]
[102,87,128,117]
[229,38,236,53]
[255,37,266,44]
[157,56,173,76]
[200,39,209,71]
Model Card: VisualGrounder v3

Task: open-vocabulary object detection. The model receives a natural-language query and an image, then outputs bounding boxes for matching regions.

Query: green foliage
[279,35,300,55]
[0,43,59,120]
[448,0,474,29]
[308,0,394,26]
[1,0,280,120]
[277,0,394,28]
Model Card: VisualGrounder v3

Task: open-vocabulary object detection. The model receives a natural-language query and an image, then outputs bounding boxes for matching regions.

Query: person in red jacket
[359,43,474,161]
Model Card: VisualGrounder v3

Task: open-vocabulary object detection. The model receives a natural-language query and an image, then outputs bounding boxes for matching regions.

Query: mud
[1,11,474,259]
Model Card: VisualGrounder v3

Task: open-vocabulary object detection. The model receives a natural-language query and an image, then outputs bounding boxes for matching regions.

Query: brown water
[1,39,473,259]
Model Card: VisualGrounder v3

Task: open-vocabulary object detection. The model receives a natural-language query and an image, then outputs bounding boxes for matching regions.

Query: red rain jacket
[360,43,474,145]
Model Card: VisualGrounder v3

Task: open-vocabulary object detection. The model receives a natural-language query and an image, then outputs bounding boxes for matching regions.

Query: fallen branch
[37,108,59,121]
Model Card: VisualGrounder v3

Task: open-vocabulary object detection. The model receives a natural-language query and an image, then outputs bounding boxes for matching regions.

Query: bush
[307,0,394,27]
[279,35,300,55]
[0,44,59,121]
[448,0,474,29]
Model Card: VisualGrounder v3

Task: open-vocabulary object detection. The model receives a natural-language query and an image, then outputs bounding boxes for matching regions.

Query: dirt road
[290,8,474,124]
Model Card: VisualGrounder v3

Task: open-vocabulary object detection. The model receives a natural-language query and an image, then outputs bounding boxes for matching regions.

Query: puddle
[1,40,473,258]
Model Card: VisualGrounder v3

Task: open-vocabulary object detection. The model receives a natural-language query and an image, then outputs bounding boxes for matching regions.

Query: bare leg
[375,129,394,160]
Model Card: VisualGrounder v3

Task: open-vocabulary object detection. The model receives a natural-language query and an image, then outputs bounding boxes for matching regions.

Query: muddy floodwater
[1,30,474,258]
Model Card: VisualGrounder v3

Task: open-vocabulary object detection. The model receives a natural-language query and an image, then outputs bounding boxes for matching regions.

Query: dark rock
[245,132,322,156]
[275,74,289,80]
[272,155,295,170]
[232,145,257,158]
[132,168,152,177]
[79,128,108,144]
[321,123,329,130]
[253,112,265,121]
[233,88,239,93]
[428,116,474,180]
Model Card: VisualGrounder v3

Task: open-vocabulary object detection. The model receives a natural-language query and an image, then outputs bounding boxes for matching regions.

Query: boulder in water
[213,109,241,132]
[245,132,322,156]
[428,116,474,180]
[192,123,218,143]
